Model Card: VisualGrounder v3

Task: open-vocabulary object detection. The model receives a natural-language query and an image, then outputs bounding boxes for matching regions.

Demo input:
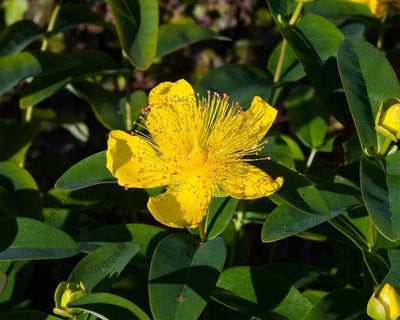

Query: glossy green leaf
[213,266,312,319]
[205,197,238,240]
[258,160,329,216]
[262,183,361,242]
[80,223,169,269]
[363,251,390,286]
[0,217,79,261]
[52,4,106,34]
[69,292,150,320]
[196,65,273,109]
[0,271,7,295]
[304,288,369,320]
[69,242,140,293]
[69,81,147,130]
[0,119,39,167]
[277,14,344,101]
[149,234,227,320]
[0,51,75,95]
[0,310,62,320]
[0,161,41,219]
[156,23,229,57]
[360,153,400,241]
[0,20,43,57]
[305,0,372,22]
[287,86,329,149]
[338,38,400,153]
[381,257,400,289]
[55,151,116,191]
[20,50,121,109]
[107,0,158,70]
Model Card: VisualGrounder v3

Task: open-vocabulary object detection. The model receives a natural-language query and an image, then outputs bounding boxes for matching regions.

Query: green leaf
[262,183,361,242]
[0,51,75,95]
[69,292,151,320]
[69,81,147,130]
[338,38,400,153]
[304,288,369,320]
[0,161,41,219]
[52,4,107,34]
[80,223,169,269]
[205,197,239,241]
[213,266,312,319]
[149,234,227,320]
[196,65,273,109]
[267,0,297,21]
[305,0,372,22]
[0,217,79,261]
[363,251,390,286]
[55,151,116,191]
[277,14,344,101]
[20,50,121,109]
[0,310,62,320]
[360,153,400,241]
[107,0,158,70]
[69,242,140,293]
[257,160,329,216]
[0,20,43,57]
[286,86,329,149]
[0,119,39,167]
[156,23,229,57]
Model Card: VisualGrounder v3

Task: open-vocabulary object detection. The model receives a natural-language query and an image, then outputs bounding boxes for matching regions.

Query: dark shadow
[0,217,18,253]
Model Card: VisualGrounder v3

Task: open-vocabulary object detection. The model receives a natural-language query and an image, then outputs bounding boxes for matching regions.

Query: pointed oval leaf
[0,51,75,95]
[338,38,400,153]
[55,151,116,191]
[107,0,158,70]
[205,197,238,241]
[361,153,400,241]
[262,183,361,242]
[69,242,140,293]
[195,65,273,109]
[69,292,150,320]
[213,266,312,319]
[149,234,227,320]
[0,217,79,261]
[156,24,229,57]
[0,20,43,57]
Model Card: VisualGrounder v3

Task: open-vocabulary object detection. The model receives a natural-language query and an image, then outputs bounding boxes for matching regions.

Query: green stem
[378,136,392,157]
[269,2,304,102]
[228,201,246,267]
[369,218,376,252]
[198,221,206,242]
[304,148,317,174]
[25,0,62,122]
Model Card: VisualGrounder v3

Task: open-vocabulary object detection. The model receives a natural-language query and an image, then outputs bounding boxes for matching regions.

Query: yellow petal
[106,130,172,188]
[216,162,283,199]
[148,79,194,106]
[147,178,211,228]
[244,96,278,147]
[379,283,400,320]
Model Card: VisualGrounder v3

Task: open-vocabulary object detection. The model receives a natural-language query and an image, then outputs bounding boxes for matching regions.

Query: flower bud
[375,99,400,141]
[53,281,87,318]
[367,283,400,320]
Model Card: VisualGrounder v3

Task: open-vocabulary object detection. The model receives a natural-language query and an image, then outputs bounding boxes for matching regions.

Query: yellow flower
[343,0,400,20]
[106,79,283,228]
[379,283,400,320]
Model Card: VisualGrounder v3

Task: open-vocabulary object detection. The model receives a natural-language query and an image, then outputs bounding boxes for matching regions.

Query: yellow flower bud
[379,283,400,320]
[53,281,87,318]
[381,103,400,135]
